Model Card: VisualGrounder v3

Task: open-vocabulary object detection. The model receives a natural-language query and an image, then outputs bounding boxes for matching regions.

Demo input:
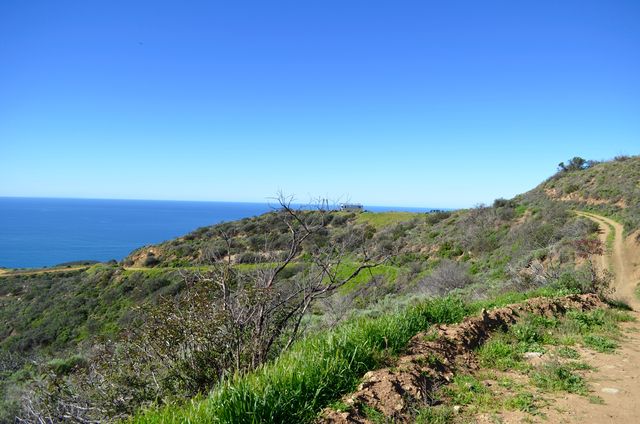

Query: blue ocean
[0,197,437,268]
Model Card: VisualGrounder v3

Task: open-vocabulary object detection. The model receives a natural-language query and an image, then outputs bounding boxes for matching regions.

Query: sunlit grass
[132,288,575,424]
[355,211,422,229]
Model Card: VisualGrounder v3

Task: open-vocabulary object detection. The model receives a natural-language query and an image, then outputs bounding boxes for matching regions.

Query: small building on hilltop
[339,203,364,212]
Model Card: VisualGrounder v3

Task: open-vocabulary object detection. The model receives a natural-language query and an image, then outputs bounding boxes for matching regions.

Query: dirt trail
[0,265,90,278]
[577,211,640,308]
[527,212,640,423]
[472,212,640,424]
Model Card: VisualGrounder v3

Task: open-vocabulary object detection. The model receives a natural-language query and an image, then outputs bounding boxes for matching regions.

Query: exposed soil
[320,294,604,424]
[576,212,640,308]
[544,189,627,209]
[535,328,640,423]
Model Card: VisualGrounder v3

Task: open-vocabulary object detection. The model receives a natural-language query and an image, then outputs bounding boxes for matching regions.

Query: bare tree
[188,193,385,368]
[17,372,104,424]
[417,260,474,296]
[20,194,386,421]
[573,238,613,297]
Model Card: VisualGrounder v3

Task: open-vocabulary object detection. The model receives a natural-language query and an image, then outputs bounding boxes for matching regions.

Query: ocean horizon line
[0,195,454,211]
[0,197,453,268]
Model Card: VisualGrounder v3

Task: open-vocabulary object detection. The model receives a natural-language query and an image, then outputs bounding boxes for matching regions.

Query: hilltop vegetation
[0,156,636,422]
[536,155,640,231]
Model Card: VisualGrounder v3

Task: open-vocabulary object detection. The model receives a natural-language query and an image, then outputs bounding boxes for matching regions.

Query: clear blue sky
[1,1,638,208]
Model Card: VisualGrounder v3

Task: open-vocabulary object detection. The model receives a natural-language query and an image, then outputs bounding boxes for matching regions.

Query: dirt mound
[320,294,604,424]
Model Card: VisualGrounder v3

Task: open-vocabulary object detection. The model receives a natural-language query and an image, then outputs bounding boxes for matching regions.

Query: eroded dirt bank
[320,294,604,424]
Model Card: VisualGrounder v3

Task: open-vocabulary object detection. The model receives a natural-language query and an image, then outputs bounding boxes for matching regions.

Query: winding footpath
[576,211,638,308]
[0,265,90,278]
[476,212,640,424]
[543,212,640,423]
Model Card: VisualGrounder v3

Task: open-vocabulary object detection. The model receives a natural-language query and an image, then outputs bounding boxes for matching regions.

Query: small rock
[602,387,619,394]
[453,405,462,414]
[523,352,543,359]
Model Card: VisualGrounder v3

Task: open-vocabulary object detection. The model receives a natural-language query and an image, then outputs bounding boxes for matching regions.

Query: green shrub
[477,338,522,370]
[567,310,606,333]
[46,355,86,375]
[437,241,463,259]
[531,362,588,395]
[414,405,454,424]
[442,374,492,407]
[143,254,160,267]
[557,347,580,359]
[582,335,617,353]
[505,392,539,414]
[563,183,579,194]
[424,210,452,225]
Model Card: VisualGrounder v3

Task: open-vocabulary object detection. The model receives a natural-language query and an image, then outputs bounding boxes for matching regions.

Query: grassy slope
[128,156,639,422]
[0,266,186,353]
[1,155,637,420]
[132,288,573,424]
[6,157,636,358]
[355,211,422,228]
[534,155,640,232]
[2,158,631,361]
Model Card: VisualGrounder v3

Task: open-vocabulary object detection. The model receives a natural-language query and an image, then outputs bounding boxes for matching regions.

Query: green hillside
[0,156,636,422]
[534,155,640,231]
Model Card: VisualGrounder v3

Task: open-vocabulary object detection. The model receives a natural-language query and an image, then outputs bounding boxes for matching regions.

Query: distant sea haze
[0,197,441,268]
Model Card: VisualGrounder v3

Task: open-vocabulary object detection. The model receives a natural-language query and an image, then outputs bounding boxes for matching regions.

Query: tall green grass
[132,288,572,424]
[133,297,467,423]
